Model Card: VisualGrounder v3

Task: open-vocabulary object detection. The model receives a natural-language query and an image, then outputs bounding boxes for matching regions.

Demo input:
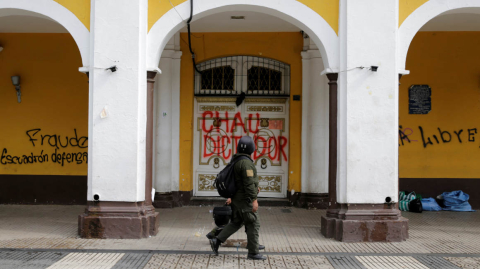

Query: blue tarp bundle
[421,198,442,211]
[442,190,475,212]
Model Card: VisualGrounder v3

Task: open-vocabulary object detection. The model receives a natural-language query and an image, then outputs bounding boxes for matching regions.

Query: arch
[399,0,480,72]
[0,0,90,66]
[147,0,339,72]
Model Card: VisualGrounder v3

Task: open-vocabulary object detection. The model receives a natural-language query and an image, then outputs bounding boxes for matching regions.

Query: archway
[0,0,89,66]
[399,0,480,72]
[147,0,339,72]
[0,6,89,205]
[147,1,337,207]
[398,1,480,209]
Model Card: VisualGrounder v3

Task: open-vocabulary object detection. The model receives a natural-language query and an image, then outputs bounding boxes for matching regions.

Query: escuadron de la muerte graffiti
[1,128,88,166]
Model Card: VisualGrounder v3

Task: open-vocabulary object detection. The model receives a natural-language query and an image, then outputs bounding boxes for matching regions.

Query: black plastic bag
[409,198,423,213]
[213,206,232,227]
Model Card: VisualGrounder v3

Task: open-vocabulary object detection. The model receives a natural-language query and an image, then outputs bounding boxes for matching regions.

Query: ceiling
[420,13,480,31]
[0,9,67,33]
[180,11,301,33]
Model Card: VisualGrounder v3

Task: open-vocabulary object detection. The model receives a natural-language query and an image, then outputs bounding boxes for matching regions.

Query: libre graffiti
[1,128,88,166]
[201,111,288,162]
[399,126,478,148]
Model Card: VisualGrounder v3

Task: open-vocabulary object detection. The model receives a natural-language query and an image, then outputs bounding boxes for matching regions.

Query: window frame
[194,56,290,97]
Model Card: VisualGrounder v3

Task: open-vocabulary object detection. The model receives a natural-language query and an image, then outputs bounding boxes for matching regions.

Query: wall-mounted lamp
[370,66,379,72]
[11,76,21,103]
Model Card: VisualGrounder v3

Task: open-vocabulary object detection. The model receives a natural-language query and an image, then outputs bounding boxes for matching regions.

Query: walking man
[209,136,266,260]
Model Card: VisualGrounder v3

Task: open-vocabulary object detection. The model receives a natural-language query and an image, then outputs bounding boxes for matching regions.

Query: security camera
[106,66,117,72]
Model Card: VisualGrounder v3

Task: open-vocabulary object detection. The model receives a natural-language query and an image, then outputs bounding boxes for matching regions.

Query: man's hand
[252,199,259,213]
[226,198,232,205]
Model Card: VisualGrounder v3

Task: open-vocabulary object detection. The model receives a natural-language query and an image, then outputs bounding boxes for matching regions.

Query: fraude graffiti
[200,111,288,164]
[26,128,88,149]
[1,128,88,166]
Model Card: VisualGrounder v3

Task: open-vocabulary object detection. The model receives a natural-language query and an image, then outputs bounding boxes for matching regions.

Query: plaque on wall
[409,85,431,114]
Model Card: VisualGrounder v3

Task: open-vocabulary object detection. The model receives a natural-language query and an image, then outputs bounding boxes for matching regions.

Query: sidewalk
[0,205,479,268]
[2,249,479,268]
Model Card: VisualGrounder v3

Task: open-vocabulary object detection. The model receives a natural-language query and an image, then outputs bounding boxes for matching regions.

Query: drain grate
[281,209,292,213]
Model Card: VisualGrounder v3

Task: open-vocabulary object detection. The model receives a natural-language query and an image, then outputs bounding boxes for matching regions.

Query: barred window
[247,66,282,91]
[201,66,235,90]
[195,56,290,96]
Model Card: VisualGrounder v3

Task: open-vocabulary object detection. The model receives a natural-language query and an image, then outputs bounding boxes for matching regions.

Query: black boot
[206,231,215,240]
[247,253,267,260]
[209,238,222,255]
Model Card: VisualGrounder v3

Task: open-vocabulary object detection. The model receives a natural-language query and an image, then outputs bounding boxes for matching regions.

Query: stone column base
[289,192,329,209]
[321,204,409,242]
[78,201,160,239]
[153,191,193,208]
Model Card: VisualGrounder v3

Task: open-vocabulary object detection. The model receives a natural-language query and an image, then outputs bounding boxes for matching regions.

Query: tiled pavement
[1,250,480,268]
[0,205,479,268]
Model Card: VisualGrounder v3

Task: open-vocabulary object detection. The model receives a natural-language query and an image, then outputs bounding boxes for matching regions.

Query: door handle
[261,158,268,169]
[213,157,220,169]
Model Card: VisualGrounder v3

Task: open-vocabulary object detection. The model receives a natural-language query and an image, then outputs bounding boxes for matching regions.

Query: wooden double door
[193,97,289,198]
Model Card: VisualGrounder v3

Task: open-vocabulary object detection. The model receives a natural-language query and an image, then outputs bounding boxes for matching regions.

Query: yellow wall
[54,0,91,30]
[179,32,303,191]
[148,0,185,32]
[399,32,480,178]
[0,34,89,176]
[399,0,429,27]
[298,0,339,34]
[148,0,339,35]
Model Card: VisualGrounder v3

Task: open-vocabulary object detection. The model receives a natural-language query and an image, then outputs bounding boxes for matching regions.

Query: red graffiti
[268,136,277,160]
[232,112,246,132]
[248,113,260,134]
[253,135,287,162]
[201,111,288,162]
[202,111,213,133]
[279,136,288,161]
[253,135,267,159]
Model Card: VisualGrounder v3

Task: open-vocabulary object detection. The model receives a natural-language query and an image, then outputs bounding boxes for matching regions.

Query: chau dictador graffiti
[200,111,288,163]
[1,129,88,166]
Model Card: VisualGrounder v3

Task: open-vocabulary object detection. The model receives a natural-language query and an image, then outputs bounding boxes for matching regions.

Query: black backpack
[214,155,253,198]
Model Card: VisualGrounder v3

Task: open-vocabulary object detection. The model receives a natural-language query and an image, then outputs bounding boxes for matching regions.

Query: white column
[171,51,181,192]
[154,46,182,193]
[301,49,329,194]
[337,0,399,204]
[88,0,148,202]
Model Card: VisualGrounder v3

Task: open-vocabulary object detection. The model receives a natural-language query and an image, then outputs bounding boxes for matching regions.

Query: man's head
[237,136,255,155]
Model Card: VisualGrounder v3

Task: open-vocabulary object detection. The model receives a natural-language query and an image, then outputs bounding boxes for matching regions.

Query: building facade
[1,0,479,241]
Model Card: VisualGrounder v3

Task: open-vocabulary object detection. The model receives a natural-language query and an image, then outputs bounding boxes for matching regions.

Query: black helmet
[237,136,255,155]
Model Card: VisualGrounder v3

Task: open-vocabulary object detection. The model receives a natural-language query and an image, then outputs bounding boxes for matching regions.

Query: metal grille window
[195,56,290,96]
[201,66,234,90]
[247,66,282,91]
